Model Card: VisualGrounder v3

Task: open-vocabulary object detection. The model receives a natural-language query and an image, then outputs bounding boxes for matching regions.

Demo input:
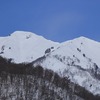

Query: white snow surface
[0,31,59,63]
[0,31,100,95]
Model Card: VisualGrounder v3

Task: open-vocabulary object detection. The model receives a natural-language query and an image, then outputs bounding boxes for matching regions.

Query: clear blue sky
[0,0,100,42]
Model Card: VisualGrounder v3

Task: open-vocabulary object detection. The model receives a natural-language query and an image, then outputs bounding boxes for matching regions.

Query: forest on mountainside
[0,56,99,100]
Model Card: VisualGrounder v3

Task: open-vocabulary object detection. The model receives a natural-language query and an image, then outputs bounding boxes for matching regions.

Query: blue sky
[0,0,100,42]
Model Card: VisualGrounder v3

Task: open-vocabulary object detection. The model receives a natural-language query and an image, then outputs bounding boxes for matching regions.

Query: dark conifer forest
[0,56,100,100]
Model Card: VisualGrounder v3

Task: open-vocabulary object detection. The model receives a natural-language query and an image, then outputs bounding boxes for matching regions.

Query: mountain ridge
[0,31,100,95]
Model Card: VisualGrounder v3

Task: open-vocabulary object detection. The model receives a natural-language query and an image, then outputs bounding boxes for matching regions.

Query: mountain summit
[0,31,100,95]
[0,31,59,63]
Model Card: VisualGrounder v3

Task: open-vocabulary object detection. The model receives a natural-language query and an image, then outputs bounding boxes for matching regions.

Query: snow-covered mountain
[0,31,59,63]
[0,31,100,96]
[40,36,100,95]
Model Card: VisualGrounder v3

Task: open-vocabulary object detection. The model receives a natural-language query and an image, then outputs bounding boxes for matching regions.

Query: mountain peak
[11,31,37,37]
[10,31,49,41]
[78,36,88,39]
[0,31,58,63]
[75,36,100,42]
[75,36,92,41]
[62,36,95,45]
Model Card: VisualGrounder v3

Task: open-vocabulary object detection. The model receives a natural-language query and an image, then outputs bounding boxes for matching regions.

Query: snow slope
[0,31,59,63]
[41,36,100,95]
[0,31,100,95]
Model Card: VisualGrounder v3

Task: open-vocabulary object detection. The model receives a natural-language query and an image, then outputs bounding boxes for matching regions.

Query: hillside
[0,31,100,99]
